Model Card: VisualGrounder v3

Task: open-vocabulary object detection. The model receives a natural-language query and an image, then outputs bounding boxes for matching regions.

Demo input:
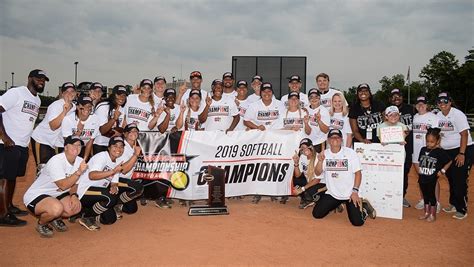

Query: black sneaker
[251,195,261,204]
[299,200,315,209]
[280,196,289,204]
[36,222,54,238]
[0,213,27,227]
[140,197,148,206]
[50,219,68,232]
[68,213,82,223]
[8,205,28,216]
[362,199,377,219]
[155,198,171,209]
[78,217,100,231]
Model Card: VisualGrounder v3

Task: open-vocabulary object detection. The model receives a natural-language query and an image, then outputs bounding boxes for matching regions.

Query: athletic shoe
[0,213,27,227]
[36,222,54,238]
[50,219,68,232]
[362,199,377,219]
[452,212,468,220]
[114,205,123,220]
[279,196,289,204]
[442,205,456,213]
[436,202,441,214]
[299,200,315,209]
[251,196,261,204]
[415,199,424,210]
[155,198,171,209]
[68,213,81,223]
[140,197,147,206]
[403,198,411,208]
[78,217,100,231]
[8,205,28,216]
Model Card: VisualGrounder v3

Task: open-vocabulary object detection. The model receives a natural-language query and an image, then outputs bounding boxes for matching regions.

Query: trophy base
[188,205,229,216]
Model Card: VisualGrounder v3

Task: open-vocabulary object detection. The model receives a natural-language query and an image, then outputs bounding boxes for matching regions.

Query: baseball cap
[299,138,313,147]
[154,76,167,83]
[222,72,233,79]
[28,69,50,81]
[108,136,125,147]
[261,82,273,92]
[140,79,153,87]
[190,71,202,80]
[357,83,370,91]
[77,96,93,106]
[308,88,321,97]
[237,80,248,87]
[124,123,139,133]
[64,135,84,146]
[164,88,176,97]
[390,88,402,96]
[416,96,427,104]
[288,91,300,99]
[385,105,400,115]
[189,89,202,98]
[112,85,128,95]
[89,82,103,91]
[61,82,76,92]
[288,75,301,83]
[437,92,450,101]
[212,79,223,86]
[328,129,343,138]
[252,75,262,82]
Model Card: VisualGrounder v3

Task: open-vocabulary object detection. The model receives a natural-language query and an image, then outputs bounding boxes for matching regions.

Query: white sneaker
[436,202,441,214]
[415,199,424,210]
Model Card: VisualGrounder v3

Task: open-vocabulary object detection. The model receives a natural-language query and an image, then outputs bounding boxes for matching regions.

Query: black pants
[312,193,365,226]
[403,154,412,197]
[118,178,144,214]
[419,180,437,206]
[30,138,58,165]
[445,145,473,215]
[293,175,327,202]
[80,186,119,225]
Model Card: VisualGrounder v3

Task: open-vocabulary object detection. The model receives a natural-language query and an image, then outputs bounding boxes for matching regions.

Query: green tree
[458,49,474,112]
[344,86,357,107]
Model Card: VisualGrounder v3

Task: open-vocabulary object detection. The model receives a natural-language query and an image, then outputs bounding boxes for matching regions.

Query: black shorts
[26,192,69,214]
[0,144,29,180]
[31,138,58,165]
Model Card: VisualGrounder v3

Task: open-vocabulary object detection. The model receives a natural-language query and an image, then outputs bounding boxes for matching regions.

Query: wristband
[70,193,79,198]
[441,169,446,175]
[301,186,306,192]
[352,187,359,193]
[459,152,465,155]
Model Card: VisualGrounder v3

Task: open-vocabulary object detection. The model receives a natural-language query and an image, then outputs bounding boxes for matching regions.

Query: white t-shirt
[280,92,309,109]
[244,99,284,130]
[124,94,155,131]
[181,88,208,107]
[0,86,41,147]
[322,147,361,200]
[412,112,440,163]
[152,93,164,108]
[306,105,331,145]
[235,98,251,131]
[319,88,347,109]
[247,93,261,104]
[93,102,126,146]
[330,112,352,147]
[23,153,82,206]
[222,90,237,99]
[180,107,204,131]
[117,141,135,179]
[62,113,100,144]
[77,151,121,198]
[437,107,473,150]
[282,109,308,130]
[298,155,324,183]
[32,99,76,148]
[157,104,182,132]
[202,97,239,131]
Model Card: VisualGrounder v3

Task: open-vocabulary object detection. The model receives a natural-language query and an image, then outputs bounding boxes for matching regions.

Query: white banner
[354,143,405,219]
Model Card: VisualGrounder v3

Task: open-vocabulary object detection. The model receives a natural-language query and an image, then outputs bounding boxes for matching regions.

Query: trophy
[188,165,229,216]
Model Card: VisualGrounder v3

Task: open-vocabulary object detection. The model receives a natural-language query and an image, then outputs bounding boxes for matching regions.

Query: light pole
[11,72,14,87]
[4,81,7,91]
[74,61,79,86]
[172,76,176,89]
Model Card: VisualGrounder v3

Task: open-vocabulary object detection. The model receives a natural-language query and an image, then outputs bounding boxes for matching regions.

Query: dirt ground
[1,150,473,266]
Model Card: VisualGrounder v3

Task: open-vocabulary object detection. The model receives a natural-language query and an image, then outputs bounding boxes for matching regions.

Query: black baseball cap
[154,76,167,83]
[164,88,176,97]
[308,88,320,97]
[189,89,202,98]
[212,79,223,86]
[64,135,84,146]
[252,75,262,82]
[61,82,76,92]
[222,72,233,79]
[357,83,370,91]
[140,79,153,87]
[77,96,93,106]
[390,88,402,96]
[108,136,125,147]
[328,129,343,138]
[28,69,50,81]
[288,91,300,99]
[112,85,128,95]
[261,82,273,92]
[416,96,427,104]
[299,138,313,147]
[289,75,301,83]
[437,92,451,101]
[190,71,202,80]
[237,80,248,87]
[89,82,103,90]
[124,123,139,133]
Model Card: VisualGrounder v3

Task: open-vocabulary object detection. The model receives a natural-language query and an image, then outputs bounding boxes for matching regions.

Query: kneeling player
[23,136,87,237]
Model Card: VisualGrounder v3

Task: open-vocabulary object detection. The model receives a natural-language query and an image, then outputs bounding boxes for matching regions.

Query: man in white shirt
[176,71,208,106]
[23,136,86,237]
[200,79,239,132]
[315,73,347,109]
[222,72,237,99]
[313,129,376,226]
[280,75,309,108]
[0,69,44,227]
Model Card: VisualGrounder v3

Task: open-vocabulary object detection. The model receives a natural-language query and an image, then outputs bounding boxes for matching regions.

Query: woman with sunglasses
[436,92,473,220]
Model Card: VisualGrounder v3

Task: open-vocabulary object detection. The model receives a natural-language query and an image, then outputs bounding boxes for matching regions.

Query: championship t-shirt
[322,147,361,200]
[319,88,347,109]
[348,100,385,143]
[306,105,330,145]
[124,94,155,131]
[0,86,41,147]
[282,109,308,130]
[157,104,182,132]
[77,151,121,198]
[298,155,324,182]
[235,98,251,131]
[23,153,82,206]
[202,97,239,131]
[244,99,284,130]
[417,147,451,183]
[437,107,473,149]
[93,102,126,146]
[412,112,439,163]
[181,88,208,107]
[180,107,204,131]
[32,99,76,148]
[280,92,309,109]
[222,90,238,99]
[62,113,100,144]
[330,112,352,147]
[117,141,135,179]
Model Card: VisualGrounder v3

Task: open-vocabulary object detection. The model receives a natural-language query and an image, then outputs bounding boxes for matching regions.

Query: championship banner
[134,130,301,200]
[354,143,405,219]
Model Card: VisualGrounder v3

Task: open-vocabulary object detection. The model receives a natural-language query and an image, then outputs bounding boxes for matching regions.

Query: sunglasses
[437,99,449,104]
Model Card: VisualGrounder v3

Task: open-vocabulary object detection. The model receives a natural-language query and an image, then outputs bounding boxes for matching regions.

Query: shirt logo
[257,110,279,121]
[326,159,349,171]
[128,107,151,122]
[21,100,40,117]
